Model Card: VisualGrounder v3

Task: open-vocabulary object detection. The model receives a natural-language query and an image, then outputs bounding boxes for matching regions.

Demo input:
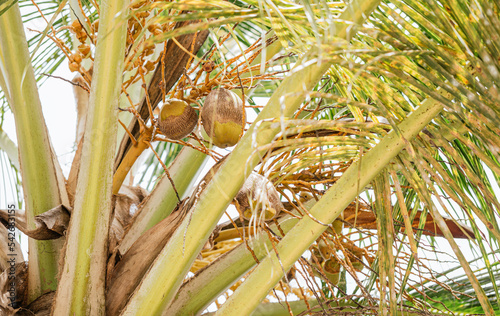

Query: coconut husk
[157,99,198,140]
[235,173,283,221]
[0,262,28,311]
[15,291,54,316]
[201,88,244,148]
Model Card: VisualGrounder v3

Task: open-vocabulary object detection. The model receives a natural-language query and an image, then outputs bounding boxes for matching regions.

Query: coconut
[201,88,244,148]
[324,257,341,274]
[235,173,283,221]
[158,99,198,140]
[348,248,365,272]
[332,219,343,234]
[351,260,365,272]
[324,271,340,285]
[317,238,335,260]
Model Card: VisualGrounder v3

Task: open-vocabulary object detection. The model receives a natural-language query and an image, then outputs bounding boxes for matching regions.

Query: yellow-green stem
[0,3,67,301]
[112,128,152,194]
[51,0,129,313]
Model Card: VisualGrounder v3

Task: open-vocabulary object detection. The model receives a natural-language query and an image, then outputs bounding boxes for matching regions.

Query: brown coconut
[201,88,244,148]
[158,98,198,140]
[235,173,283,221]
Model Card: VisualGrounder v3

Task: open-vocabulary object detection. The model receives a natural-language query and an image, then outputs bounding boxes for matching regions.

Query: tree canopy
[0,0,499,315]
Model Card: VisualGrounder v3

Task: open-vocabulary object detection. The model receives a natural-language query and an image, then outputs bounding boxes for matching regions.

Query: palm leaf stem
[51,0,130,312]
[0,2,68,301]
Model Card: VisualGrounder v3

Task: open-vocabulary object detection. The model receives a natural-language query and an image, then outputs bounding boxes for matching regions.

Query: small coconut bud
[71,19,83,32]
[69,62,80,72]
[348,248,365,272]
[317,238,335,260]
[201,88,244,148]
[77,32,88,44]
[71,53,83,64]
[323,257,341,274]
[147,23,161,33]
[235,173,283,221]
[351,261,365,272]
[158,99,198,140]
[131,0,147,9]
[323,265,340,284]
[311,247,323,263]
[78,44,91,57]
[145,61,156,72]
[203,61,215,73]
[332,219,343,234]
[136,11,150,18]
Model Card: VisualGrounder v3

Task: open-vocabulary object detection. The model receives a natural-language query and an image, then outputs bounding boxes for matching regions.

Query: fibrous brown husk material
[105,159,225,316]
[0,261,27,312]
[105,200,189,316]
[15,291,54,316]
[109,185,149,254]
[201,88,244,148]
[0,205,70,240]
[157,99,198,140]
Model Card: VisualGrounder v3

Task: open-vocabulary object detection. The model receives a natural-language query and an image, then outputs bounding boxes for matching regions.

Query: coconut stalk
[120,1,381,314]
[0,4,69,302]
[216,94,489,314]
[51,0,129,313]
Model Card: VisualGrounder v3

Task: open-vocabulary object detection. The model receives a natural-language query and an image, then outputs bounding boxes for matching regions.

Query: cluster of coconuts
[235,173,283,221]
[157,88,244,148]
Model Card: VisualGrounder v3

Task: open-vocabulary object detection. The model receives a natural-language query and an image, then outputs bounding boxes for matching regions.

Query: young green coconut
[235,173,283,221]
[323,257,341,285]
[201,88,244,148]
[158,98,198,140]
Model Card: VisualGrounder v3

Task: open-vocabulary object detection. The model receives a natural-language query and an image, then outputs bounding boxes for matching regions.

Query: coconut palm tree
[0,0,499,315]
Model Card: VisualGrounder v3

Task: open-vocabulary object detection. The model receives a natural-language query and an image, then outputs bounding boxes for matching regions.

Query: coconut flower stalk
[218,94,494,315]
